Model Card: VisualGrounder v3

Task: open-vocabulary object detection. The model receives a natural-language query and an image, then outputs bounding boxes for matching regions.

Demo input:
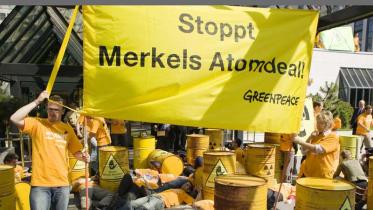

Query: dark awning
[339,67,373,89]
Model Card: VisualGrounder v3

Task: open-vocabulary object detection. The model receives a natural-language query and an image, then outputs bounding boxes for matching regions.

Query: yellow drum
[15,182,31,210]
[0,165,15,210]
[99,146,129,192]
[186,134,209,166]
[264,132,281,144]
[339,135,359,159]
[187,134,209,149]
[296,178,355,210]
[245,144,276,186]
[147,149,184,176]
[215,175,267,210]
[68,153,87,185]
[133,136,156,169]
[202,152,235,200]
[205,129,224,150]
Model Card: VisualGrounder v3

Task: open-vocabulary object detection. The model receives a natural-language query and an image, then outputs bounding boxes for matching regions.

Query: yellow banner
[82,6,318,133]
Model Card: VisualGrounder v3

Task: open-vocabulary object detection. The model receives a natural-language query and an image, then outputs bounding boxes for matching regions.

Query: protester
[77,115,111,175]
[3,152,30,183]
[279,134,295,183]
[294,110,339,178]
[356,105,373,148]
[108,119,127,147]
[10,91,89,210]
[333,150,367,189]
[351,100,365,135]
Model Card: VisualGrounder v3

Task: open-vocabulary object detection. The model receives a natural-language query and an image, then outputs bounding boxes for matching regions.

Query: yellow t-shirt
[159,189,194,208]
[356,113,372,135]
[22,117,83,186]
[14,165,25,183]
[299,133,339,178]
[110,120,126,134]
[79,116,111,146]
[193,200,214,210]
[280,134,293,152]
[235,148,245,164]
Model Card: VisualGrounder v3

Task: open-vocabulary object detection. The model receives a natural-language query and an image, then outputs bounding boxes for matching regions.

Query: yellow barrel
[68,153,87,185]
[215,175,267,210]
[202,152,236,200]
[133,136,156,169]
[245,144,276,186]
[368,156,373,209]
[147,149,184,176]
[264,132,281,144]
[187,134,209,149]
[186,134,209,166]
[0,165,15,210]
[205,129,224,150]
[15,182,30,210]
[339,135,358,159]
[296,178,355,209]
[99,146,129,192]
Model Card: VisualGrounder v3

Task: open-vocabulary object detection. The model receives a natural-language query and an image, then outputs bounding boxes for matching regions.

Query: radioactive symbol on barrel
[101,154,124,180]
[263,164,274,175]
[205,159,228,188]
[339,196,352,210]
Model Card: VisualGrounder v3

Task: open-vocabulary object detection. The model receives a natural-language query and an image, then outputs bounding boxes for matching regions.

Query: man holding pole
[10,90,90,210]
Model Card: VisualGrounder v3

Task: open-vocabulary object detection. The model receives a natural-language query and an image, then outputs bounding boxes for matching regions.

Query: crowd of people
[2,87,373,210]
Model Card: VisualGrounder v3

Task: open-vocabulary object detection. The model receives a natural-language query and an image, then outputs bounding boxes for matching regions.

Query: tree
[311,82,353,128]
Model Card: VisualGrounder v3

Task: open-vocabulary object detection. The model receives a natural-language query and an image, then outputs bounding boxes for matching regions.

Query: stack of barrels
[205,129,224,151]
[99,146,130,192]
[245,144,276,187]
[202,151,235,200]
[133,136,156,169]
[339,135,359,159]
[186,134,209,166]
[0,165,15,209]
[368,156,373,209]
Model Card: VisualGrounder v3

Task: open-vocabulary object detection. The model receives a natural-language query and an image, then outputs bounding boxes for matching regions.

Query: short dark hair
[365,105,372,111]
[4,153,18,164]
[313,101,322,108]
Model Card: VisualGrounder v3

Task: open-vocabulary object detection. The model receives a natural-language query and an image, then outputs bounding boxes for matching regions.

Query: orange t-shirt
[159,189,194,208]
[299,133,339,178]
[332,117,342,131]
[280,134,293,151]
[22,117,83,186]
[356,113,373,135]
[110,120,126,134]
[79,116,111,146]
[14,165,25,183]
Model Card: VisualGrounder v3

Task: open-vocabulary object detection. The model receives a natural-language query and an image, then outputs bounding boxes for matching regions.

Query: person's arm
[333,164,342,178]
[293,137,322,153]
[74,151,90,163]
[10,91,49,129]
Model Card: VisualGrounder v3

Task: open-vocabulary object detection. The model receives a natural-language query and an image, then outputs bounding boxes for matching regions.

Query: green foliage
[0,89,22,122]
[311,81,353,128]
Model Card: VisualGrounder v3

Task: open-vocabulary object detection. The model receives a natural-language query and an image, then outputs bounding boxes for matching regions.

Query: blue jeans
[153,177,188,193]
[30,186,70,210]
[130,195,164,210]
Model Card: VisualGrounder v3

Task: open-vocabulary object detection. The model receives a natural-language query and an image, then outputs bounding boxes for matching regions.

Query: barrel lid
[134,136,155,140]
[187,134,209,138]
[296,178,355,190]
[247,144,275,149]
[204,151,234,156]
[339,135,359,138]
[0,164,13,170]
[205,128,221,131]
[215,175,267,187]
[99,146,127,151]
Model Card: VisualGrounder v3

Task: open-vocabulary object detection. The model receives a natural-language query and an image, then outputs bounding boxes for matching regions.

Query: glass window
[366,17,373,52]
[354,20,363,51]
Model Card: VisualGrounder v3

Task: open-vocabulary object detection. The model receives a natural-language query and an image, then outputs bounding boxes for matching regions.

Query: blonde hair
[316,110,334,130]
